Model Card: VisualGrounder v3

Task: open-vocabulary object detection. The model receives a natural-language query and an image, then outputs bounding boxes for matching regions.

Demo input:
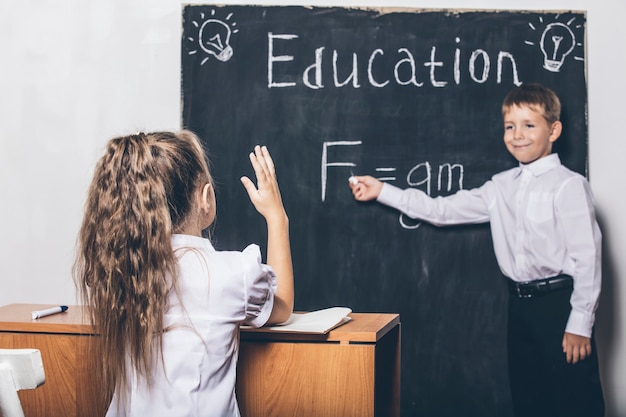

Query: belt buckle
[516,283,535,298]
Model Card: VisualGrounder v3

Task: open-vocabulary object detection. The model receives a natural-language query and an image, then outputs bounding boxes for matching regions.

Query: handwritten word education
[268,34,522,89]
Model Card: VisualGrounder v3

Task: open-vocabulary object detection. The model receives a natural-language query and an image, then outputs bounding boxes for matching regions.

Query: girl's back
[107,235,276,417]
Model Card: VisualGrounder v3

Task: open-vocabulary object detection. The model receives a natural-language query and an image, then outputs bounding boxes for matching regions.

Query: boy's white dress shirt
[377,153,601,338]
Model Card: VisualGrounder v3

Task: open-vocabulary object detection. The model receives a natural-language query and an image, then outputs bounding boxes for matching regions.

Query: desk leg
[375,322,401,417]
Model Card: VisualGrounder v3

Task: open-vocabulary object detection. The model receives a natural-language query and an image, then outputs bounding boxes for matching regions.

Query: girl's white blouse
[106,234,277,417]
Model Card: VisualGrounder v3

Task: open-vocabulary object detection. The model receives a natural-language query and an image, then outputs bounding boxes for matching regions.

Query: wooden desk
[0,303,108,417]
[238,313,401,417]
[0,304,400,417]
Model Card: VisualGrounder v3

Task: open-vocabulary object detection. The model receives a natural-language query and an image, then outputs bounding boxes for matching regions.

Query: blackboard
[181,6,587,416]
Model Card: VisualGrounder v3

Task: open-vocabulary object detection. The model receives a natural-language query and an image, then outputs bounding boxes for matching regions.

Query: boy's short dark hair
[502,83,561,125]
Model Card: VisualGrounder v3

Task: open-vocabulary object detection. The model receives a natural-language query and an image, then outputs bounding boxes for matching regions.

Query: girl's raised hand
[240,145,286,222]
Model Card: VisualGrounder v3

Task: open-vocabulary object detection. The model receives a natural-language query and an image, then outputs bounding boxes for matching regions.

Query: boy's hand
[349,175,384,201]
[562,332,592,364]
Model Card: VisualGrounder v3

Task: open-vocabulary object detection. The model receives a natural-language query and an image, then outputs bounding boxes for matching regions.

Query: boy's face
[503,104,561,164]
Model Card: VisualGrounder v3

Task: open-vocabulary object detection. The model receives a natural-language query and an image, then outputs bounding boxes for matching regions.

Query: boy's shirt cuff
[566,309,594,338]
[377,182,402,206]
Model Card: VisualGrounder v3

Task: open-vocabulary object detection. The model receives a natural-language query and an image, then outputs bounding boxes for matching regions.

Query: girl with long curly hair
[74,130,293,416]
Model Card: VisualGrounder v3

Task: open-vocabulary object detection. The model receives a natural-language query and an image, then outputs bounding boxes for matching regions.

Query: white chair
[0,349,45,417]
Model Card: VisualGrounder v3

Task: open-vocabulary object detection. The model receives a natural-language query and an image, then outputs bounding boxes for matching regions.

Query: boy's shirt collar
[516,153,561,178]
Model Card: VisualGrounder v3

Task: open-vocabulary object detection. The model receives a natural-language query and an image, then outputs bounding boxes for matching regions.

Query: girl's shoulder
[173,235,264,273]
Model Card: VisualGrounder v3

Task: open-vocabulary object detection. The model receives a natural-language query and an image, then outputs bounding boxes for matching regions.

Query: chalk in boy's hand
[348,175,384,202]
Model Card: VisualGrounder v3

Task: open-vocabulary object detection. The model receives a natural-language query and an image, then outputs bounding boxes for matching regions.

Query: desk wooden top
[0,304,93,334]
[0,304,399,343]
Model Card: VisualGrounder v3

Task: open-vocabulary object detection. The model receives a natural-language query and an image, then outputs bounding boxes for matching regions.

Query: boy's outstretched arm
[349,175,384,201]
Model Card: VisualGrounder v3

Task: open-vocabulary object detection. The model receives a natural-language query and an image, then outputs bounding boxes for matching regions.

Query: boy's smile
[503,104,561,164]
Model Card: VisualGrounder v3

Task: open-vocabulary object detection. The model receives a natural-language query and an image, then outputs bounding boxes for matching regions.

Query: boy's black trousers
[507,282,605,417]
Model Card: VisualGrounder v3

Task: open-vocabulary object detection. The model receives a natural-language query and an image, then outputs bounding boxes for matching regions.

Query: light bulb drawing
[540,23,575,72]
[525,15,584,73]
[200,19,233,62]
[187,10,238,65]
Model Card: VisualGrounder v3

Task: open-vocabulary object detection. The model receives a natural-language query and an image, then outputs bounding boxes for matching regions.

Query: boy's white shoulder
[491,166,520,182]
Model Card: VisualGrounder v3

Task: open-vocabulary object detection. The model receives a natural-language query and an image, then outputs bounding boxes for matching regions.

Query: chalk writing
[524,14,584,73]
[187,9,238,65]
[399,162,466,229]
[322,141,465,229]
[268,33,522,89]
[321,141,361,202]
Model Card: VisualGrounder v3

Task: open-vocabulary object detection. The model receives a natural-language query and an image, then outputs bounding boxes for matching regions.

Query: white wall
[1,0,624,415]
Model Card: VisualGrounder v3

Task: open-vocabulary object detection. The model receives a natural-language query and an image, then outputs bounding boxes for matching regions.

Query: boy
[349,83,604,417]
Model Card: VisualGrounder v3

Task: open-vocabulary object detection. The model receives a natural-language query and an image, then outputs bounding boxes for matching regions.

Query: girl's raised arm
[240,145,294,324]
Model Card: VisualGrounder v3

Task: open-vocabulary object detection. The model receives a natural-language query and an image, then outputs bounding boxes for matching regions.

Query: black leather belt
[509,275,573,299]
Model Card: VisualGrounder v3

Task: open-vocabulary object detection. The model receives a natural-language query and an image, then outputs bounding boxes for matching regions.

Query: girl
[74,131,294,416]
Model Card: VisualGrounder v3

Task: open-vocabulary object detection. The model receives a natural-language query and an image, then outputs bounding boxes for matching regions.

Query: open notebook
[242,307,352,334]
